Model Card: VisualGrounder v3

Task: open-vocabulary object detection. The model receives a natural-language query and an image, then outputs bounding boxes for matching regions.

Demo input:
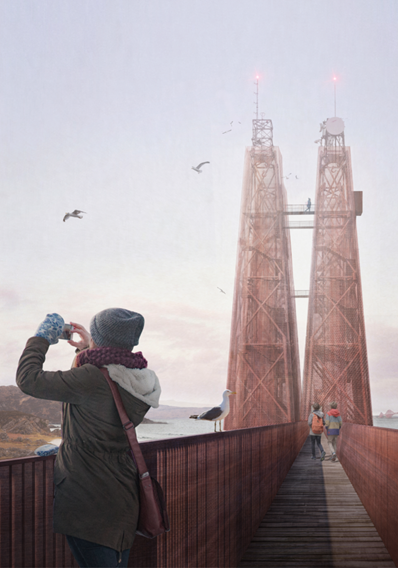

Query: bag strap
[99,368,150,479]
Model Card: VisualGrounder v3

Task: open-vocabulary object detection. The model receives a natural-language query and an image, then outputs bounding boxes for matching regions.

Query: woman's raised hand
[35,313,65,345]
[68,322,91,350]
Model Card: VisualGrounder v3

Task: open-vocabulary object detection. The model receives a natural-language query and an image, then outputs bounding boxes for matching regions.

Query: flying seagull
[222,129,232,134]
[192,162,210,173]
[190,389,236,432]
[63,210,87,222]
[217,287,226,294]
[295,175,299,179]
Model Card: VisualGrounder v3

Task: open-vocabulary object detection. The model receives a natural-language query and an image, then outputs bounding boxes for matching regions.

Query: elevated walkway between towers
[284,204,315,215]
[0,423,397,567]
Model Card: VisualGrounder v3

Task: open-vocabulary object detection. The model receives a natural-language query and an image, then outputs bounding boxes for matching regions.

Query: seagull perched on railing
[192,161,210,173]
[190,389,236,432]
[63,210,87,222]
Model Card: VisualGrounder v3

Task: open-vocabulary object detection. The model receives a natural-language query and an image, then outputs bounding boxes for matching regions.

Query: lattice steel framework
[302,127,372,424]
[225,120,301,429]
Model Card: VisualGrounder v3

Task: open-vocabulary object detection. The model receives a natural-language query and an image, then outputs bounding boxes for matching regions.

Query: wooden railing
[0,422,308,568]
[337,424,398,567]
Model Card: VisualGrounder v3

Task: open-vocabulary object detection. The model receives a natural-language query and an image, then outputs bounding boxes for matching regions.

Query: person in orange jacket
[308,403,326,461]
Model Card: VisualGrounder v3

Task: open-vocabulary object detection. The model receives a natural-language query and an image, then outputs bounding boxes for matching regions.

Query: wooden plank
[23,462,34,567]
[33,460,45,568]
[239,436,396,567]
[0,465,11,568]
[11,464,23,567]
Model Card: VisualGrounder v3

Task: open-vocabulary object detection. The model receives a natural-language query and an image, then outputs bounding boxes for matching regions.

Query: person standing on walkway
[305,197,311,212]
[325,401,342,462]
[16,308,161,568]
[308,403,326,460]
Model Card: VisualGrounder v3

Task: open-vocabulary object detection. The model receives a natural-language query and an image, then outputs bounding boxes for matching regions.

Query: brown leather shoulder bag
[99,368,170,539]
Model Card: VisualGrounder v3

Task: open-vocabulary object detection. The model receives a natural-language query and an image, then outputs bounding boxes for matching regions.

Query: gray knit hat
[90,308,144,350]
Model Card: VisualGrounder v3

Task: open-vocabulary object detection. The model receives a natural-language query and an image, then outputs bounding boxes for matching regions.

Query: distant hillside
[0,411,51,435]
[0,386,62,423]
[0,410,55,460]
[0,386,209,423]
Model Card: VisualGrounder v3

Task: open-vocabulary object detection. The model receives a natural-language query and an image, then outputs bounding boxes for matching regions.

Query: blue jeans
[310,435,324,458]
[66,535,130,568]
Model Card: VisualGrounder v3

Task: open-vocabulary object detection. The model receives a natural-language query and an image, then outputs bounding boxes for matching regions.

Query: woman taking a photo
[16,308,161,568]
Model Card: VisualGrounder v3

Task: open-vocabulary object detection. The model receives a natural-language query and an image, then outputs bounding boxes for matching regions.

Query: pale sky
[1,0,398,413]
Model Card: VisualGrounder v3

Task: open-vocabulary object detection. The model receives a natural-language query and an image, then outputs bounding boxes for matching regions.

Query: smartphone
[59,324,74,340]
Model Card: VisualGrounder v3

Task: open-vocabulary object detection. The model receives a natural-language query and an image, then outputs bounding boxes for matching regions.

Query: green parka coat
[16,337,153,552]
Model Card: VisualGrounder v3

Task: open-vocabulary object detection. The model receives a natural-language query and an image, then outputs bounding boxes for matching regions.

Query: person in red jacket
[325,402,343,461]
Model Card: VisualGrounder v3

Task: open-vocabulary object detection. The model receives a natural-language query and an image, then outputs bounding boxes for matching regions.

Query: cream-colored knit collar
[105,364,161,408]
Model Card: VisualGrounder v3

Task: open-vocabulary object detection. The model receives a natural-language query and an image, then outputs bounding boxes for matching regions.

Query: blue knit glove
[35,313,65,345]
[34,443,59,456]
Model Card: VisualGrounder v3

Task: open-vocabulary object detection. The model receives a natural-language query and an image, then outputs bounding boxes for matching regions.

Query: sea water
[136,418,216,441]
[49,416,398,445]
[372,417,398,430]
[48,418,216,445]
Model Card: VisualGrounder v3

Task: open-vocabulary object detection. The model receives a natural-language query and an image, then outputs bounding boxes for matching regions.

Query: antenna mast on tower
[333,76,337,117]
[251,76,273,150]
[254,76,259,120]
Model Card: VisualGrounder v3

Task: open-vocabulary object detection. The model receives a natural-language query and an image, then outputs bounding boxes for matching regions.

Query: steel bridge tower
[302,118,372,424]
[225,114,301,429]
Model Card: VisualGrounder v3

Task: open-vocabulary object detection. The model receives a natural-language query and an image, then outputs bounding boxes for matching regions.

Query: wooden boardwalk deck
[239,435,396,568]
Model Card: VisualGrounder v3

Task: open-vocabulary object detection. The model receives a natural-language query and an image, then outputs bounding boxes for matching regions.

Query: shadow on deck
[239,435,395,567]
